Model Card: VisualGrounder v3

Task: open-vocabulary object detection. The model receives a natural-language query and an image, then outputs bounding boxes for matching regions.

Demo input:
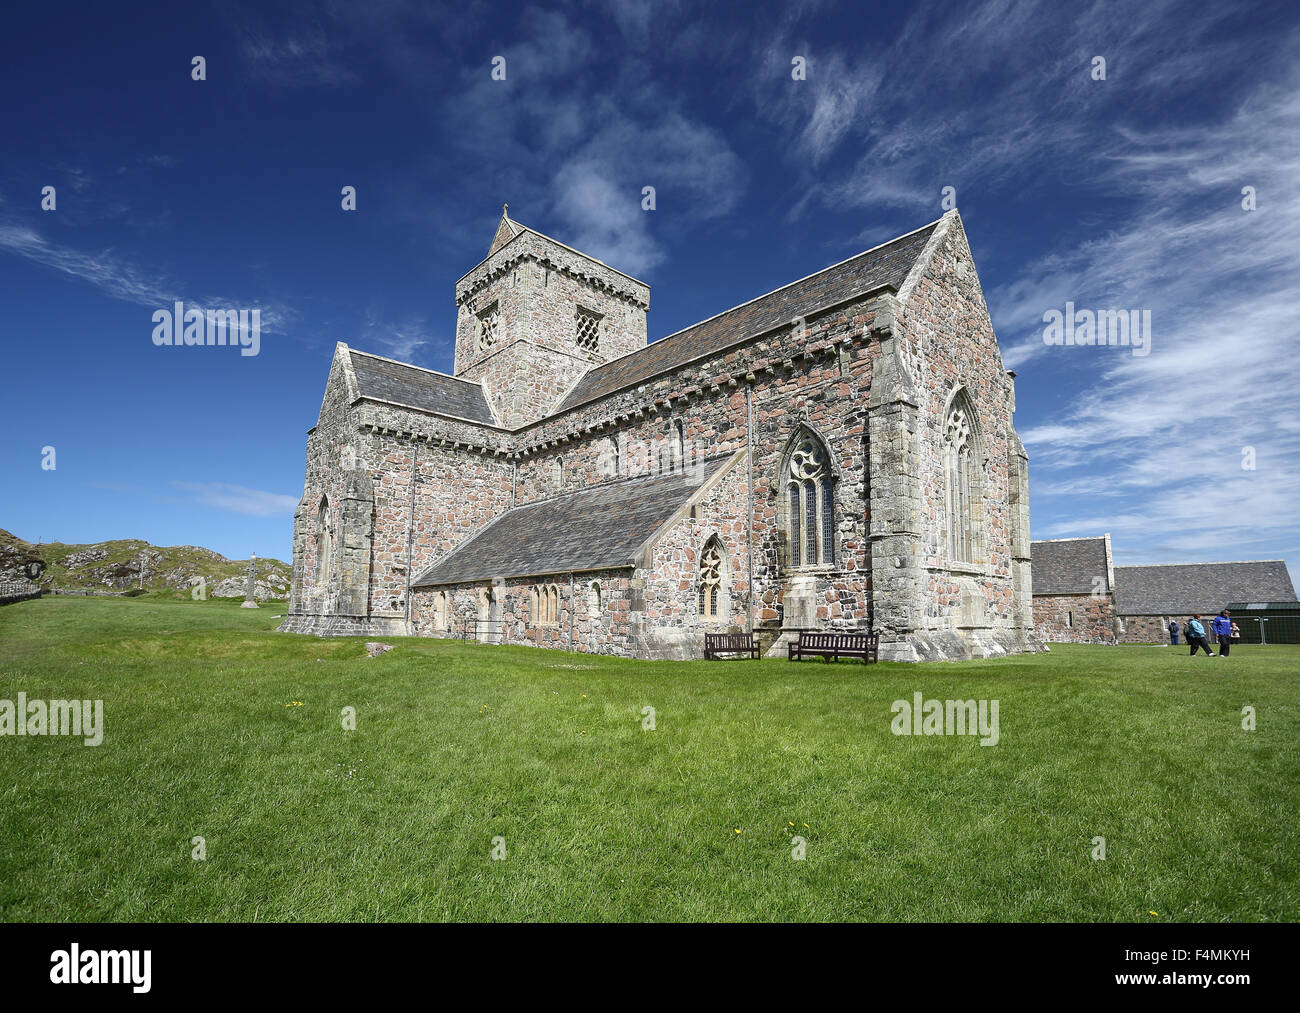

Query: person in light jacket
[1186,615,1214,656]
[1212,611,1233,657]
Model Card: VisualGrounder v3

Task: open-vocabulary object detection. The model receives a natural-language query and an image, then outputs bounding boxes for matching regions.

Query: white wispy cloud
[0,220,296,333]
[171,482,299,517]
[355,308,438,362]
[430,8,747,276]
[238,23,359,87]
[1006,70,1300,565]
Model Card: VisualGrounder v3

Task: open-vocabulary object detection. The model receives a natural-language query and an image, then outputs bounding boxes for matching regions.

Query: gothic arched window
[589,581,602,616]
[673,420,686,474]
[315,496,333,585]
[944,401,976,563]
[552,457,564,491]
[602,437,619,478]
[698,536,726,620]
[785,434,834,568]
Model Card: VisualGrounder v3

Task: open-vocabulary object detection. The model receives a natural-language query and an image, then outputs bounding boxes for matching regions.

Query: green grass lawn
[1,596,1296,922]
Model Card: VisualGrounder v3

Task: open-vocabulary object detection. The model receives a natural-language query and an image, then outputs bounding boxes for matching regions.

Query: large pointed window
[315,496,333,585]
[944,401,976,563]
[785,434,834,568]
[698,537,726,620]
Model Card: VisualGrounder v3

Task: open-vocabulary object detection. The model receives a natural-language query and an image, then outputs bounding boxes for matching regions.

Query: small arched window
[785,434,834,568]
[550,585,560,625]
[698,536,726,620]
[552,457,564,491]
[672,420,685,474]
[315,496,333,585]
[602,437,620,478]
[589,581,602,616]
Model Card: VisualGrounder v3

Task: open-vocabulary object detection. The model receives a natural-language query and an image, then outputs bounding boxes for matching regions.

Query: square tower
[453,207,650,428]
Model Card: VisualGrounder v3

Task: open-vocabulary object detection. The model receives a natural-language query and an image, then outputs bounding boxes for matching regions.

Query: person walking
[1212,610,1233,657]
[1187,615,1214,656]
[1168,618,1179,646]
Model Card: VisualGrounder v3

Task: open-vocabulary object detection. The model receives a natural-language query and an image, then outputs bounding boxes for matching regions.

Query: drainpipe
[568,573,575,650]
[403,442,420,635]
[745,380,756,636]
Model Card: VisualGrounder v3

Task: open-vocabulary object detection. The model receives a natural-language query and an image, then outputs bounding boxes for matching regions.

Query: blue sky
[2,0,1297,585]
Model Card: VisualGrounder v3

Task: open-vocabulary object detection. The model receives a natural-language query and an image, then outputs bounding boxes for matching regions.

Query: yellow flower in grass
[1149,911,1159,917]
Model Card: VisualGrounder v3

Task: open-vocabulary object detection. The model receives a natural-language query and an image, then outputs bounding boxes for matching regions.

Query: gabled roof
[413,455,733,586]
[554,220,940,412]
[1113,561,1297,615]
[349,349,496,425]
[1031,537,1111,594]
[488,206,525,257]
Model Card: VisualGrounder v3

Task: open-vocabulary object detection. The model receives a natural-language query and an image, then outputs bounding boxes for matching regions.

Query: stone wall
[872,213,1041,660]
[412,568,638,655]
[0,579,42,605]
[1033,592,1119,643]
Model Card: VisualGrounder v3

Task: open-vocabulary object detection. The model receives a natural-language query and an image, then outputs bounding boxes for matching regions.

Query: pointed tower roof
[488,203,526,257]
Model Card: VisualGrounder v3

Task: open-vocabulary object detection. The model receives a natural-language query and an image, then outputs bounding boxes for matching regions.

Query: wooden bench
[788,631,878,664]
[704,632,761,660]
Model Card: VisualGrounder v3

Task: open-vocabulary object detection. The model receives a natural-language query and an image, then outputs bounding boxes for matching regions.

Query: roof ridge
[1115,559,1286,568]
[580,217,944,380]
[348,347,483,387]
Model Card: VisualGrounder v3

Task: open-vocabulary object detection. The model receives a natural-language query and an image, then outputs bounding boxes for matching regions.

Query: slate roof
[1113,561,1297,615]
[413,455,734,585]
[554,221,940,412]
[349,350,496,425]
[1031,537,1111,594]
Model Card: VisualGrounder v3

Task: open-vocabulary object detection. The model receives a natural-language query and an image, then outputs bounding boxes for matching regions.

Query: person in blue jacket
[1167,619,1179,646]
[1211,610,1233,657]
[1186,615,1214,656]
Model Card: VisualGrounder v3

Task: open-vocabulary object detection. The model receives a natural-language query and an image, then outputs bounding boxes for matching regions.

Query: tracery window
[477,301,499,352]
[575,306,602,352]
[944,402,975,563]
[698,537,726,620]
[785,435,834,568]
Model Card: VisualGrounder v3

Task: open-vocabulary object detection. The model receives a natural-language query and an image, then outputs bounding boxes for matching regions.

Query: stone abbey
[280,207,1042,661]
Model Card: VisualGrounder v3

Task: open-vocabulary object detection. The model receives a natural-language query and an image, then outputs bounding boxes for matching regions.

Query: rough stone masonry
[280,207,1044,661]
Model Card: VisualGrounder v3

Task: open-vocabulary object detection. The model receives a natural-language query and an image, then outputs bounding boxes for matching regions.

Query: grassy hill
[0,528,290,599]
